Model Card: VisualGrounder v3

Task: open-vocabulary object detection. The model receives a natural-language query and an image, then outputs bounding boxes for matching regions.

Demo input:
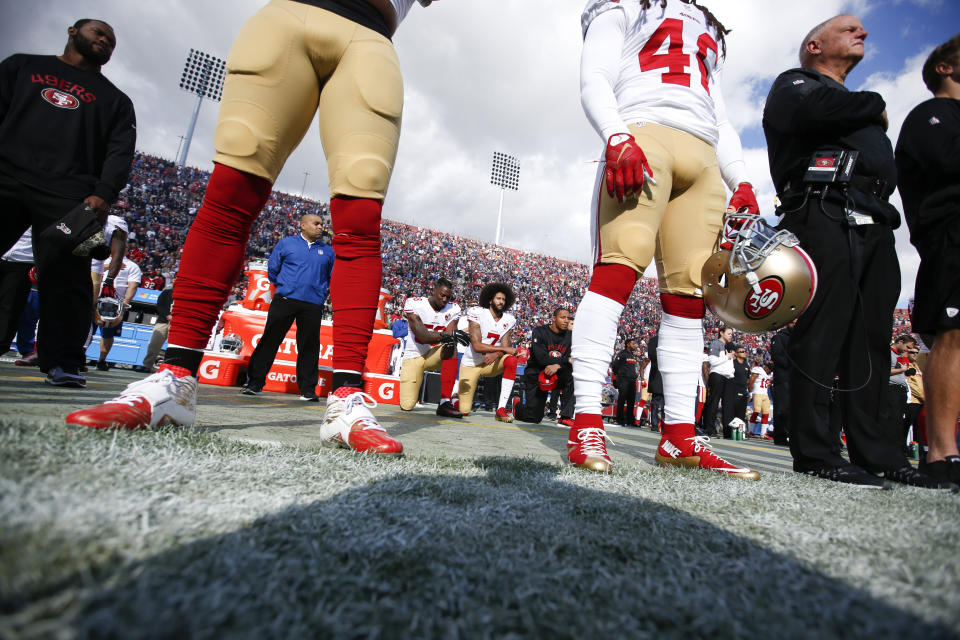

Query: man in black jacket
[0,19,136,387]
[895,34,960,488]
[612,337,640,427]
[514,308,574,425]
[762,14,942,488]
[646,333,664,432]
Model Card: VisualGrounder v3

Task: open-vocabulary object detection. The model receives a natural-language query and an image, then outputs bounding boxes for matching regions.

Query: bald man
[762,15,946,489]
[240,213,334,401]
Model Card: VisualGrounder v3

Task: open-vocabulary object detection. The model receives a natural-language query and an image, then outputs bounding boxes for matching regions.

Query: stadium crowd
[96,152,907,361]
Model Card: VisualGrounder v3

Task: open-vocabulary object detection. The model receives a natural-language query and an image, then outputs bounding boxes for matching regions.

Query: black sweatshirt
[762,67,899,227]
[895,97,960,242]
[0,54,136,203]
[525,324,571,376]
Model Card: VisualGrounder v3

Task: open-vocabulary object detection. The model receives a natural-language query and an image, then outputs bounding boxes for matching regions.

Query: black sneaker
[884,464,958,490]
[240,385,262,396]
[299,393,319,402]
[45,366,87,389]
[96,361,109,371]
[922,456,960,489]
[805,465,890,489]
[436,401,463,418]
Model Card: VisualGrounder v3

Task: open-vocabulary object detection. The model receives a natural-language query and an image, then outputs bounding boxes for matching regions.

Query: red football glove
[28,266,38,284]
[727,182,759,215]
[604,133,652,203]
[100,276,117,300]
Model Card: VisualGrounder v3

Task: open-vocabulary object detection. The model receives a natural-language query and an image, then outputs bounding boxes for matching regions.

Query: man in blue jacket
[241,213,334,401]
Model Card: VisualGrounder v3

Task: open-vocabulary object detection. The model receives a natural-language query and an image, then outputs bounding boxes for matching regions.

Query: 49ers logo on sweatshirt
[744,277,784,319]
[41,87,80,109]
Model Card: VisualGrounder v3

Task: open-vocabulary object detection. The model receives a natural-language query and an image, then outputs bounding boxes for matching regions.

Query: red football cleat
[558,417,575,427]
[656,432,760,480]
[567,415,612,472]
[495,407,514,423]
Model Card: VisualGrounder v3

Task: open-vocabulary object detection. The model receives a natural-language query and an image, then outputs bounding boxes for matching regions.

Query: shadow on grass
[6,457,955,639]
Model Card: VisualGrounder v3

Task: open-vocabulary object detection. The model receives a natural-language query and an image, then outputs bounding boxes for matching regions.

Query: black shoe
[805,465,890,489]
[884,464,958,490]
[436,401,463,419]
[240,385,262,396]
[922,456,960,488]
[299,393,319,402]
[773,440,790,447]
[44,366,87,389]
[96,361,109,371]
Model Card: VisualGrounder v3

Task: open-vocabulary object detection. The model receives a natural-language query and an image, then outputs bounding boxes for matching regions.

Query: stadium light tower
[490,151,520,245]
[176,49,226,167]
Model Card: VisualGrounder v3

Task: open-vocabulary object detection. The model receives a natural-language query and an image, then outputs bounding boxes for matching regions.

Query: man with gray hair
[762,15,949,489]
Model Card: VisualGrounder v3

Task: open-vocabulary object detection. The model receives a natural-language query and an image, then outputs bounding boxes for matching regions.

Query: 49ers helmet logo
[744,276,784,319]
[41,88,80,109]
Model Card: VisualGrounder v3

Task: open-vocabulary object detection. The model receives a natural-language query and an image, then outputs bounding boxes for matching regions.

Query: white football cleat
[66,369,197,430]
[320,387,403,456]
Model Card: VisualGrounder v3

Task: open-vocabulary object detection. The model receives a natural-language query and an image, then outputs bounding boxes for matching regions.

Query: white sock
[572,290,624,415]
[498,377,515,409]
[657,312,703,425]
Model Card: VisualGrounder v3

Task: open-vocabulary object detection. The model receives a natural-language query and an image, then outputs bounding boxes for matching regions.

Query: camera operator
[762,14,943,488]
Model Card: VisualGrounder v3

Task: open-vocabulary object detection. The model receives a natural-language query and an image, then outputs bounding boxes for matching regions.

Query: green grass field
[1,419,959,639]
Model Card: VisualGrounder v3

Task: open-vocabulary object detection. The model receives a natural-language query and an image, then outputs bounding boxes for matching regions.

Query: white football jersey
[581,0,723,146]
[90,215,130,274]
[391,0,423,25]
[98,257,142,301]
[750,366,772,396]
[464,306,517,367]
[402,296,461,359]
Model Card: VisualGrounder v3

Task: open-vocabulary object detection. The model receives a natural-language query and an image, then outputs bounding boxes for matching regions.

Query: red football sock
[330,197,382,376]
[587,263,637,305]
[168,164,272,349]
[662,422,696,441]
[502,355,518,381]
[440,355,458,400]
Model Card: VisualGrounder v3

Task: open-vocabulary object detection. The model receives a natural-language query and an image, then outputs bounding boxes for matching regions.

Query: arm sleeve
[713,79,749,191]
[764,72,886,136]
[92,96,137,204]
[580,8,631,142]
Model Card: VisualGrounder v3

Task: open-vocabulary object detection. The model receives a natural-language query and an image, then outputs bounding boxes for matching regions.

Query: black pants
[0,260,33,353]
[780,199,907,473]
[700,372,727,435]
[245,295,324,395]
[888,384,908,448]
[649,392,665,430]
[0,175,93,373]
[615,377,637,425]
[722,384,748,438]
[514,367,574,423]
[770,382,790,443]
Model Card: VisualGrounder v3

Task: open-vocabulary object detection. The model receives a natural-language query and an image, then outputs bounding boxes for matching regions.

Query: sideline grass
[1,419,959,639]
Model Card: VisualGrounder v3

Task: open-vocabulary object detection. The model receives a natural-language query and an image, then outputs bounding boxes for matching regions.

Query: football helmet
[702,214,817,333]
[219,334,243,355]
[97,297,125,323]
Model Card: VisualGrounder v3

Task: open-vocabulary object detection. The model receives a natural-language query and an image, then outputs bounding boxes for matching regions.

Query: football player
[570,0,759,477]
[66,0,441,456]
[458,282,519,422]
[748,361,773,438]
[398,277,469,417]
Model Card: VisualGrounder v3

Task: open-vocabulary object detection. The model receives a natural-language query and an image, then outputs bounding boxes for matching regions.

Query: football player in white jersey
[398,277,469,417]
[570,0,759,478]
[748,361,773,438]
[458,282,519,422]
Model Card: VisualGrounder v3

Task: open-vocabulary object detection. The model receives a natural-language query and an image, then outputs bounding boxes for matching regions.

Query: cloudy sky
[3,0,958,305]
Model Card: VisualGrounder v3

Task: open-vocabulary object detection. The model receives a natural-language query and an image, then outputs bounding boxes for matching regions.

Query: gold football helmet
[702,214,818,333]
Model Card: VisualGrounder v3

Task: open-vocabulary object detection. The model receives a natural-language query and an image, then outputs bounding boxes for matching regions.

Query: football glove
[438,332,457,347]
[99,276,117,300]
[604,133,652,203]
[453,330,471,346]
[727,182,759,216]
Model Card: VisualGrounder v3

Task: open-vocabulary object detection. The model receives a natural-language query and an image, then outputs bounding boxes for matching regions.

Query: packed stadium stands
[110,152,912,362]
